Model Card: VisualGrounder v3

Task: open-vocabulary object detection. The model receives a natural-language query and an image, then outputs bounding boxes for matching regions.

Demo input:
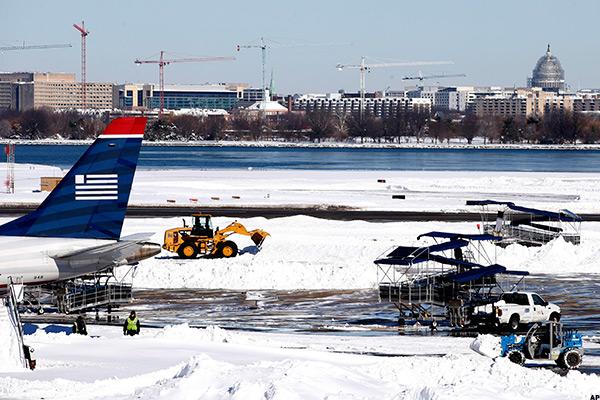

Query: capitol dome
[529,44,565,91]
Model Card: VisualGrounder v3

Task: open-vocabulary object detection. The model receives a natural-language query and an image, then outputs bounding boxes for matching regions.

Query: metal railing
[63,281,132,313]
[6,277,27,368]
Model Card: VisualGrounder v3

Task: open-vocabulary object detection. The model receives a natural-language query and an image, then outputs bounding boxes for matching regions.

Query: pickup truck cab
[473,292,561,330]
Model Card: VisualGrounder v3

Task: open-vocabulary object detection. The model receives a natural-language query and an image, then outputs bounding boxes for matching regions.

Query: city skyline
[1,0,599,93]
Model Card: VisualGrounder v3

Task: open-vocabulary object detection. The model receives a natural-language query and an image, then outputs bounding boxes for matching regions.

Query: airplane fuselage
[0,236,119,286]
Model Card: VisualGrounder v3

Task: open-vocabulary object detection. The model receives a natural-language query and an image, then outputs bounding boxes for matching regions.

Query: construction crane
[0,43,71,52]
[237,37,348,100]
[236,37,269,93]
[134,51,235,116]
[336,56,454,119]
[403,71,466,81]
[73,21,89,110]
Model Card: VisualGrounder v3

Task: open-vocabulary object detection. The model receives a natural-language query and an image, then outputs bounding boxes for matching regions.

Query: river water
[13,145,600,172]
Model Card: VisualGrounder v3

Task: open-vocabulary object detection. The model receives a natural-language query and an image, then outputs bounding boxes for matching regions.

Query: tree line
[1,107,600,144]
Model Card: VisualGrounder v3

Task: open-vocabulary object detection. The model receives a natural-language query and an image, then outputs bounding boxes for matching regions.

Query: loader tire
[218,241,238,258]
[507,350,526,366]
[178,243,198,259]
[549,312,561,323]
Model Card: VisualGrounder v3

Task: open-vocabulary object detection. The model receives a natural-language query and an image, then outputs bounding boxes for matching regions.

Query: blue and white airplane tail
[0,117,147,240]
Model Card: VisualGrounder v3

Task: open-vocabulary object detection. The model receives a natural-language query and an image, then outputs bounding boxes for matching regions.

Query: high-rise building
[115,83,249,111]
[0,72,114,110]
[435,87,474,112]
[293,93,431,117]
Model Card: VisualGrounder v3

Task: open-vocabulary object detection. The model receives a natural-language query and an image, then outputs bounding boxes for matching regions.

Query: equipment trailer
[375,231,528,327]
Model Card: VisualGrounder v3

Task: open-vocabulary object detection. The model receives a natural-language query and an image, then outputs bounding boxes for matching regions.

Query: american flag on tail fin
[75,174,118,200]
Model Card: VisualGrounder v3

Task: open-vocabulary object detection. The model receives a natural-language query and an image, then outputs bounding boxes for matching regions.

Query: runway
[0,204,598,221]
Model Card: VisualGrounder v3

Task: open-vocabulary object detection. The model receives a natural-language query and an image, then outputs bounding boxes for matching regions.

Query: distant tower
[5,143,14,194]
[528,44,565,91]
[269,68,275,100]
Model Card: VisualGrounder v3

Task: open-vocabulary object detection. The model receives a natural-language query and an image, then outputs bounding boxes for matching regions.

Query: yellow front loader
[163,214,270,259]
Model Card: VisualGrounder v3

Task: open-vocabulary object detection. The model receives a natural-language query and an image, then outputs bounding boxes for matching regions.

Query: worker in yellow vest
[123,311,140,336]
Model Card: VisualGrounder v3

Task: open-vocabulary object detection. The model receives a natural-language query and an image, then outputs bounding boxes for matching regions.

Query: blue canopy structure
[375,239,489,268]
[465,200,582,222]
[417,231,501,241]
[442,264,505,283]
[442,264,529,283]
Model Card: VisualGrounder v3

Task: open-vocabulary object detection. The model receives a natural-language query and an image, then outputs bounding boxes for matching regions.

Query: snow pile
[0,300,24,372]
[155,324,230,343]
[470,334,502,358]
[113,216,600,290]
[1,324,599,399]
[119,215,400,290]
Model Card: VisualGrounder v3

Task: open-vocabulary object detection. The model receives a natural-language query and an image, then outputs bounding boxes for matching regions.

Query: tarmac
[1,204,599,222]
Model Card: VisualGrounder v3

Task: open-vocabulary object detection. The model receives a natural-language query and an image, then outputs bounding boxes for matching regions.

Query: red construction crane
[73,21,89,110]
[134,51,235,116]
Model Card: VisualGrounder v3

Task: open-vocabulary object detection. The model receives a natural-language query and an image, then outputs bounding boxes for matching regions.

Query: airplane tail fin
[0,117,147,240]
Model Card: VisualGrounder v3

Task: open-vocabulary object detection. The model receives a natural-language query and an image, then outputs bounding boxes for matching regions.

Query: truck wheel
[557,349,582,370]
[507,350,526,366]
[219,241,238,258]
[509,314,520,331]
[177,243,198,259]
[549,312,561,322]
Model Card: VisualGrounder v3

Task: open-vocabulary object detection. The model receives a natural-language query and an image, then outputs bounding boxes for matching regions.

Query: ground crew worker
[123,311,140,336]
[72,315,87,335]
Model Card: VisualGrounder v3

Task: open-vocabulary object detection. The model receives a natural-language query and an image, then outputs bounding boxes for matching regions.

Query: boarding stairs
[0,279,28,369]
[484,222,580,247]
[504,225,579,246]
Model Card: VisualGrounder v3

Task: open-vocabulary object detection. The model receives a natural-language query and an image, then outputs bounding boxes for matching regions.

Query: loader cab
[191,214,214,238]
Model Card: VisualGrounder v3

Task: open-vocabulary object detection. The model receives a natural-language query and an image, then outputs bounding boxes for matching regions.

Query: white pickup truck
[472,292,561,330]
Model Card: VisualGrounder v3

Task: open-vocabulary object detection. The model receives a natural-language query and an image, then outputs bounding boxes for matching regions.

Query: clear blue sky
[1,0,599,94]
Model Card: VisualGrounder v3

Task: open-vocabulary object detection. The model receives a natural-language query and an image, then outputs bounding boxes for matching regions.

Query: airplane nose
[126,242,162,264]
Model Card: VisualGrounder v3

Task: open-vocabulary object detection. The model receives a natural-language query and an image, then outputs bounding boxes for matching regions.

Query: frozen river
[12,144,600,172]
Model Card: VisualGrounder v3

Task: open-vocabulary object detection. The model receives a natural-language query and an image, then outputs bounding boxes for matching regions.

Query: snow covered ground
[0,324,599,400]
[2,164,600,399]
[1,164,597,213]
[0,214,594,290]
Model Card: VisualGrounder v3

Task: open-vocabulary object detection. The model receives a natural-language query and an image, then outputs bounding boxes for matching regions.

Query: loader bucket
[251,231,269,247]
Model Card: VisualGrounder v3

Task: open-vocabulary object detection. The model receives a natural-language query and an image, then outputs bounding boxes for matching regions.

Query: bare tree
[478,115,501,144]
[201,116,226,141]
[306,110,334,142]
[19,108,53,139]
[331,111,349,141]
[459,113,479,144]
[0,120,13,138]
[405,110,429,143]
